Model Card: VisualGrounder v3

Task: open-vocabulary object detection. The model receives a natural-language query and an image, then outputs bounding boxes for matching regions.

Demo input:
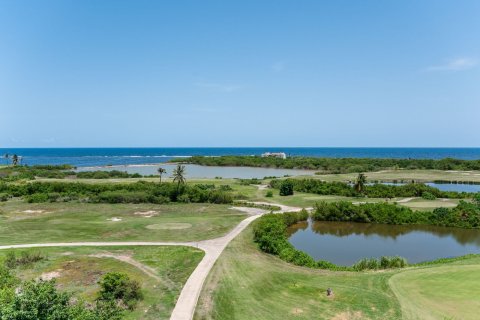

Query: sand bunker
[134,210,158,218]
[22,210,45,214]
[107,217,122,222]
[146,223,192,230]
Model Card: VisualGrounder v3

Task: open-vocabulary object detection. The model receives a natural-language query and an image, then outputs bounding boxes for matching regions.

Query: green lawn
[195,224,480,320]
[195,226,402,320]
[0,245,204,320]
[389,260,480,320]
[0,201,246,245]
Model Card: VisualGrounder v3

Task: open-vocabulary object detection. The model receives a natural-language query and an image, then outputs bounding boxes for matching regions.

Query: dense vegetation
[172,155,480,173]
[253,210,407,271]
[0,253,143,319]
[269,178,472,198]
[0,181,234,204]
[313,201,480,228]
[0,165,147,181]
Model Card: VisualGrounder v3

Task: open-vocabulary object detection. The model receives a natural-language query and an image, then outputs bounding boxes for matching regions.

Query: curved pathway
[0,202,299,320]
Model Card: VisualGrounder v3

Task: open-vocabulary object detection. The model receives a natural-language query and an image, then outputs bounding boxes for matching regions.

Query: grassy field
[389,259,480,320]
[242,187,460,212]
[0,201,246,245]
[195,225,480,320]
[0,245,204,320]
[195,226,402,320]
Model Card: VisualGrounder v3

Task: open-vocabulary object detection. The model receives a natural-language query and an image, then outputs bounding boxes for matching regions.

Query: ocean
[1,148,479,168]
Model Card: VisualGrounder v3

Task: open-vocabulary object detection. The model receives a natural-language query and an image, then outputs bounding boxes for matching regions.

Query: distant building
[261,152,287,159]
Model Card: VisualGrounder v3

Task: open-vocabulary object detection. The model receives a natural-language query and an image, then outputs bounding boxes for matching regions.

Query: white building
[261,152,287,159]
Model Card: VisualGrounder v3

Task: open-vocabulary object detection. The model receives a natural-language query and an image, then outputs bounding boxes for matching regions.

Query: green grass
[0,201,246,245]
[195,226,402,320]
[389,259,480,320]
[195,224,480,320]
[0,245,204,320]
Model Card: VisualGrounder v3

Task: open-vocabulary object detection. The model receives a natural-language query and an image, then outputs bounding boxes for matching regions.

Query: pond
[377,182,480,193]
[287,220,480,265]
[76,164,316,179]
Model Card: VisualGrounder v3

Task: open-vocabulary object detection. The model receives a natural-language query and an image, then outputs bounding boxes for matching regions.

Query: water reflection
[287,220,480,265]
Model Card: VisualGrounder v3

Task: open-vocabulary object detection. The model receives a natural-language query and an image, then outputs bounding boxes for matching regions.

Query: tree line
[0,180,234,205]
[312,200,480,228]
[269,178,474,199]
[171,155,480,173]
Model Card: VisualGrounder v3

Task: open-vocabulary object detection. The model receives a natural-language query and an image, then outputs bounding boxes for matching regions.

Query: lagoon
[76,163,315,179]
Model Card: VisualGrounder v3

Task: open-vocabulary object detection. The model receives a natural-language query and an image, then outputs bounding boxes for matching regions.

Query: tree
[11,154,19,166]
[98,272,142,310]
[157,167,167,183]
[172,164,186,191]
[3,153,9,165]
[279,180,294,196]
[354,173,367,193]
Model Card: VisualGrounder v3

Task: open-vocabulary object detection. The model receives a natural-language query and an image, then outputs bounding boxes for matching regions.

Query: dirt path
[396,197,416,203]
[0,204,298,320]
[89,253,163,282]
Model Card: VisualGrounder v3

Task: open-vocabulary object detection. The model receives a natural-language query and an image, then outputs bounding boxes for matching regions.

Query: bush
[0,278,122,320]
[421,192,437,200]
[98,272,143,310]
[279,180,294,196]
[265,190,273,197]
[4,251,45,269]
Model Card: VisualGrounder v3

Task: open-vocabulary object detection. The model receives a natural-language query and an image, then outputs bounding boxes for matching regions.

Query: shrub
[0,193,8,201]
[265,190,273,197]
[279,180,294,196]
[421,192,437,200]
[98,272,143,310]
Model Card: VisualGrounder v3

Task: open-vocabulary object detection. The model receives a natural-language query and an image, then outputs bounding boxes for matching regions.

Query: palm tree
[172,164,186,191]
[354,173,367,193]
[11,154,19,166]
[157,167,167,183]
[3,154,9,165]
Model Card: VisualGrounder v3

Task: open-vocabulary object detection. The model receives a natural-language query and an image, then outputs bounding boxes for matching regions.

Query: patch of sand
[40,270,61,281]
[107,217,122,222]
[146,223,192,230]
[134,210,158,218]
[22,210,45,214]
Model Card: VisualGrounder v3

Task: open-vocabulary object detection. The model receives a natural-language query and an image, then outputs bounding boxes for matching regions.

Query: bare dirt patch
[89,252,162,282]
[22,210,46,214]
[134,210,158,218]
[39,270,62,281]
[146,223,192,230]
[291,308,304,315]
[331,311,363,320]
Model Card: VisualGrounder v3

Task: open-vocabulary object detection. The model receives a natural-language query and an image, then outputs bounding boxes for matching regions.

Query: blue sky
[0,0,479,147]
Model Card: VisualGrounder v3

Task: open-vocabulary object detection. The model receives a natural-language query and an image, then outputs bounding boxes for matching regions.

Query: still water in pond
[378,182,480,193]
[287,220,480,265]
